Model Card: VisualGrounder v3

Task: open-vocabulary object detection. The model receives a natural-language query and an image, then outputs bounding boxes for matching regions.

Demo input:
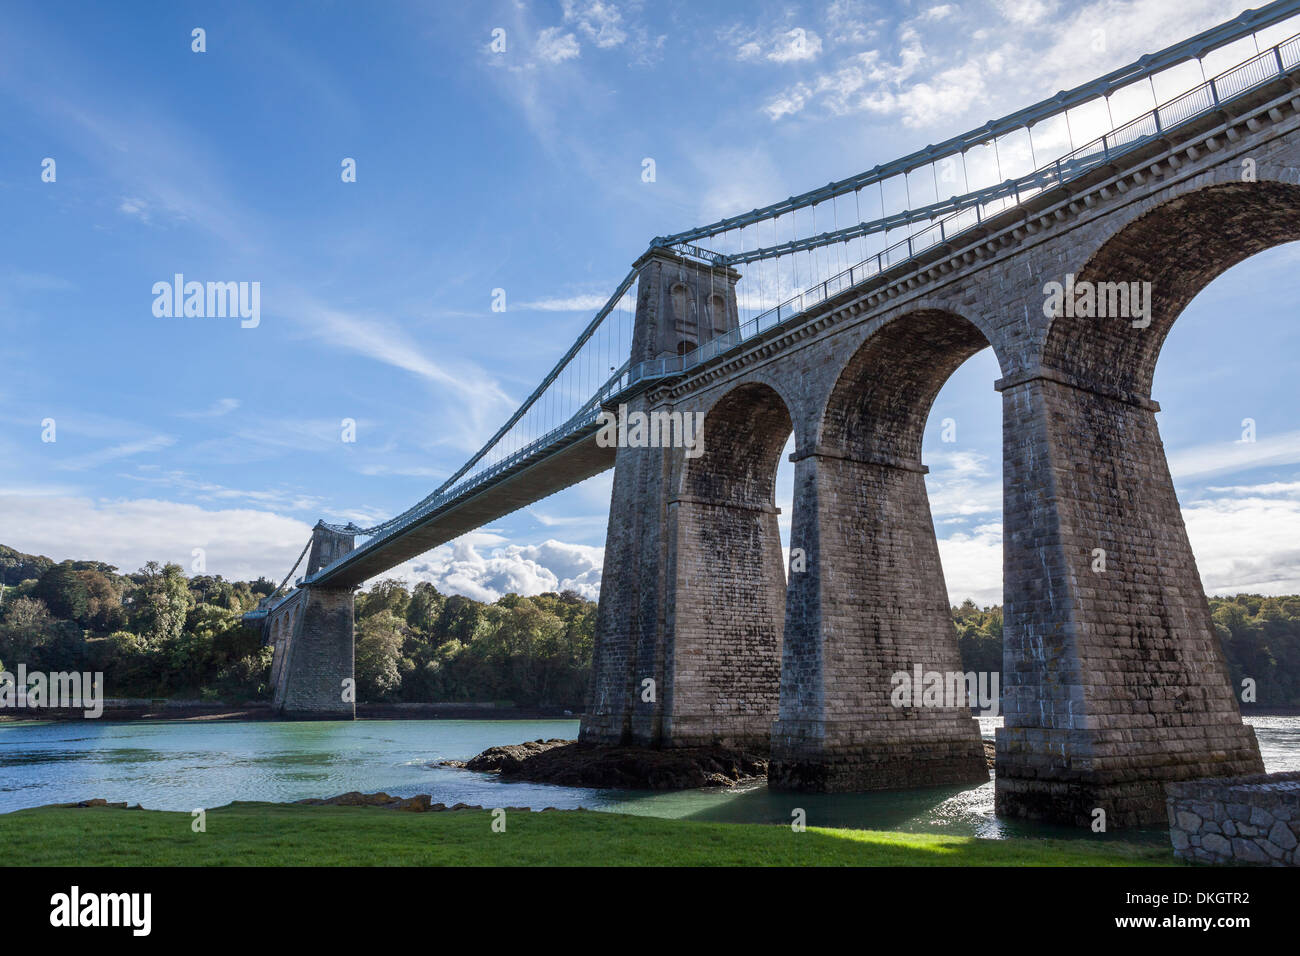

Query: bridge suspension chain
[310,0,1300,578]
[653,0,1300,249]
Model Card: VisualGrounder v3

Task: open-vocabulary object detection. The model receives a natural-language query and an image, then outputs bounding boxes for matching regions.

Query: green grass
[0,803,1178,866]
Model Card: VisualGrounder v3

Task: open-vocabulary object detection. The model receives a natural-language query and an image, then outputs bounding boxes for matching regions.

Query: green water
[1,715,1295,841]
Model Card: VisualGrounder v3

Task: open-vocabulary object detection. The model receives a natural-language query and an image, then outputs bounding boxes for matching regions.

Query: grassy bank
[0,803,1177,866]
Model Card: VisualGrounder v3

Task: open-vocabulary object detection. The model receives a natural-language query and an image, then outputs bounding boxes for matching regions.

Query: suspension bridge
[247,1,1300,827]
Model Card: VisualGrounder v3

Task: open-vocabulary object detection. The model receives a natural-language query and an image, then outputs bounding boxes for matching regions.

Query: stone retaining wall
[1166,772,1300,866]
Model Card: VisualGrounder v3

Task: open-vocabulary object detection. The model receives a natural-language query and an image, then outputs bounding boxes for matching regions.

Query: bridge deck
[309,422,614,588]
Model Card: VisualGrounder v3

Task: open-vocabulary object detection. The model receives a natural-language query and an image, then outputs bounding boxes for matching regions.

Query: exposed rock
[59,798,136,809]
[295,792,486,812]
[459,738,767,790]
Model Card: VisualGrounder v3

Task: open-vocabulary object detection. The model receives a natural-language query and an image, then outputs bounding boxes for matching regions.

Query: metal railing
[624,29,1300,391]
[305,18,1300,586]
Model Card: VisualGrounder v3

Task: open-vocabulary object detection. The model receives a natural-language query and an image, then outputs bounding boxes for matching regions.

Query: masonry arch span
[820,309,994,461]
[771,308,993,791]
[1044,178,1300,397]
[994,180,1287,825]
[663,382,794,749]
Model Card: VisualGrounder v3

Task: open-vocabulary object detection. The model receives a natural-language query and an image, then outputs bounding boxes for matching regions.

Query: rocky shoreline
[442,737,996,790]
[441,738,769,789]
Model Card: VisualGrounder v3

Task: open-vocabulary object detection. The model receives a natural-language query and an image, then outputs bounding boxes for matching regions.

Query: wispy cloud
[54,435,176,472]
[1166,430,1300,482]
[537,27,581,63]
[176,398,241,419]
[760,0,1254,126]
[515,293,610,312]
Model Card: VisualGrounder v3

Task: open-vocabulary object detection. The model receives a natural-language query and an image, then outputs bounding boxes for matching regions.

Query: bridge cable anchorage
[309,6,1300,582]
[655,0,1300,248]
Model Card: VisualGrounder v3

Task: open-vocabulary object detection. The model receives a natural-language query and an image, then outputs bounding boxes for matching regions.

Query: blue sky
[2,0,1298,606]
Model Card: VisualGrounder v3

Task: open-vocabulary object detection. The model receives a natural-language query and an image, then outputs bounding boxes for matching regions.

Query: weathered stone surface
[1167,771,1300,865]
[1202,833,1231,855]
[1269,819,1297,850]
[295,792,483,812]
[580,74,1298,825]
[462,738,767,790]
[270,524,357,719]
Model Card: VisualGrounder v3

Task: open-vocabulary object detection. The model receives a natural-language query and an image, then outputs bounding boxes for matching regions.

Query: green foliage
[951,594,1300,706]
[356,579,410,621]
[6,534,1300,710]
[0,544,53,588]
[356,586,594,707]
[1211,594,1300,706]
[952,599,1003,676]
[130,562,192,647]
[32,564,90,625]
[355,610,406,700]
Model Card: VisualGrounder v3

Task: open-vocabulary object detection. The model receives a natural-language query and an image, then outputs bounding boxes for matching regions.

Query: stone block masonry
[1167,772,1300,865]
[273,586,356,720]
[271,523,357,719]
[581,72,1300,824]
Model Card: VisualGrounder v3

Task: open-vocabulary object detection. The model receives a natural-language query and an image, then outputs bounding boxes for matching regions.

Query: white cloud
[117,197,150,222]
[1165,430,1300,481]
[537,27,581,63]
[761,0,1250,126]
[993,0,1057,24]
[938,522,1004,606]
[733,26,823,64]
[176,397,240,419]
[516,293,609,312]
[925,449,1002,519]
[1183,491,1300,595]
[0,494,313,581]
[390,536,604,601]
[561,0,627,49]
[919,4,958,22]
[55,435,176,472]
[825,0,877,44]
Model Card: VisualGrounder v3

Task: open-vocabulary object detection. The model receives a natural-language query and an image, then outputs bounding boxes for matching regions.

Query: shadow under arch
[1045,179,1300,397]
[770,308,994,793]
[662,381,794,749]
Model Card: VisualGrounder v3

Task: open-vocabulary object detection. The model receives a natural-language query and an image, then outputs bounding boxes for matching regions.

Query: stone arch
[685,379,797,504]
[771,307,992,791]
[995,175,1282,824]
[663,382,794,748]
[1044,177,1300,396]
[819,308,992,463]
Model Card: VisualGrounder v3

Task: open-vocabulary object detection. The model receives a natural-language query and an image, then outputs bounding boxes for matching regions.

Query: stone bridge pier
[580,72,1300,824]
[269,522,357,720]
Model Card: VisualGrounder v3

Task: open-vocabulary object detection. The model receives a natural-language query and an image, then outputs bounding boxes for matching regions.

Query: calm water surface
[2,715,1295,841]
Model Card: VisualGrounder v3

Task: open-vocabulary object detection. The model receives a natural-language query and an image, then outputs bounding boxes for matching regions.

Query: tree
[79,569,126,631]
[32,563,90,624]
[356,579,411,621]
[355,610,406,700]
[405,582,445,634]
[131,562,192,646]
[438,594,486,644]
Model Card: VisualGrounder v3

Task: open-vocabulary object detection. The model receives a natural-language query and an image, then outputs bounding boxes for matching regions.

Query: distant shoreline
[2,702,1296,723]
[0,701,584,723]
